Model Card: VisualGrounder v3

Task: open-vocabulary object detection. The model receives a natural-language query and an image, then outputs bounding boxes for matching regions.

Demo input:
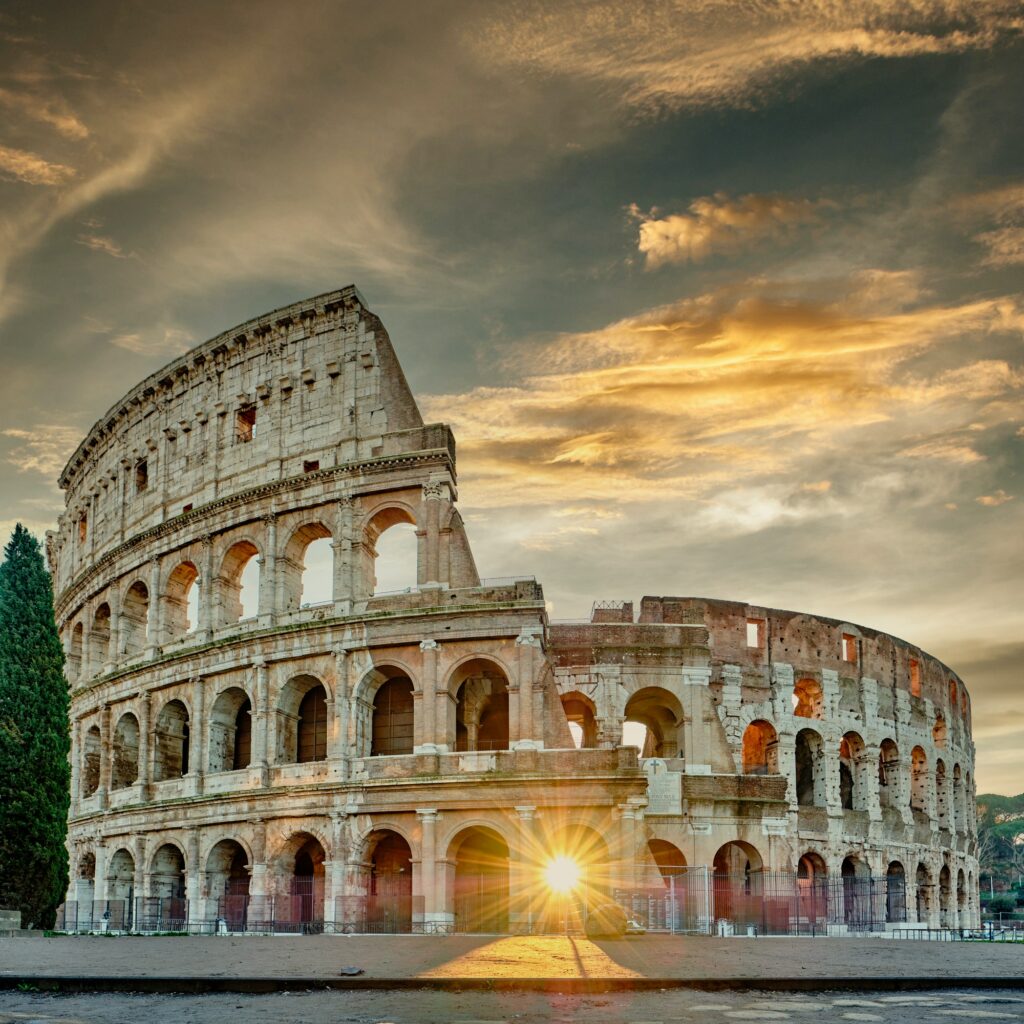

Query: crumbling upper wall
[51,287,440,595]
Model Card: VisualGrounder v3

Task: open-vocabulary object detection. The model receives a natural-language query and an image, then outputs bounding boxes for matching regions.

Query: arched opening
[68,622,83,679]
[280,521,333,610]
[276,675,329,764]
[90,603,111,672]
[712,841,763,925]
[842,856,871,928]
[916,863,933,924]
[939,864,952,927]
[953,764,965,832]
[165,562,200,637]
[111,713,139,790]
[208,687,252,773]
[120,581,150,657]
[153,699,190,781]
[839,732,865,811]
[797,852,828,925]
[82,724,101,797]
[148,843,187,930]
[218,540,261,625]
[910,745,928,813]
[795,728,825,807]
[886,861,907,922]
[106,848,134,903]
[793,677,824,719]
[623,687,684,759]
[451,827,509,933]
[742,720,779,775]
[78,850,96,882]
[878,739,900,810]
[367,508,418,595]
[561,693,598,749]
[206,839,250,932]
[371,675,415,757]
[452,659,510,752]
[936,759,949,827]
[957,868,967,924]
[363,830,413,933]
[282,835,326,932]
[648,839,687,886]
[933,714,947,749]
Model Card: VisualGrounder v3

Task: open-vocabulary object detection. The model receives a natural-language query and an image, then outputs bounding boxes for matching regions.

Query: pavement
[1,934,1023,993]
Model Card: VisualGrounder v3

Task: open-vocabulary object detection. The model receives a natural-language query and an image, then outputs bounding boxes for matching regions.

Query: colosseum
[50,285,979,936]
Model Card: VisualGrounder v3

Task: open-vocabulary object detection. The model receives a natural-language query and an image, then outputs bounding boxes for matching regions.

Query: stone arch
[842,855,872,928]
[153,698,190,781]
[793,677,824,719]
[713,840,763,876]
[77,848,96,881]
[276,674,329,764]
[149,841,187,898]
[878,738,900,809]
[795,727,826,807]
[712,841,763,922]
[742,720,778,775]
[111,712,140,790]
[957,867,967,923]
[68,621,84,679]
[363,503,418,597]
[106,848,135,902]
[910,745,928,812]
[90,602,111,673]
[648,838,687,886]
[217,539,261,626]
[915,862,933,923]
[271,831,327,931]
[933,713,947,749]
[623,686,684,759]
[448,825,510,933]
[797,851,829,925]
[206,838,250,930]
[886,860,907,922]
[839,731,866,810]
[120,580,150,657]
[208,686,252,773]
[82,723,101,797]
[561,691,598,749]
[164,561,200,637]
[280,520,333,611]
[449,657,511,753]
[353,664,417,758]
[355,829,414,933]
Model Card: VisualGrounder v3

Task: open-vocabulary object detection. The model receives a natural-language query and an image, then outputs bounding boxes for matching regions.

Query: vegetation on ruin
[0,524,70,928]
[977,792,1024,902]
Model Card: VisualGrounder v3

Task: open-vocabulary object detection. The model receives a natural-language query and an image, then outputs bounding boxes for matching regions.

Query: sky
[0,0,1021,792]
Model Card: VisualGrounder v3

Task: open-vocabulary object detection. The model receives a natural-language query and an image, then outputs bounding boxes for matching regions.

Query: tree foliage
[0,524,70,927]
[977,792,1024,896]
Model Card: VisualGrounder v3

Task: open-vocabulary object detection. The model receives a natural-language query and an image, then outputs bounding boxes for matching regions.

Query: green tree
[0,524,70,927]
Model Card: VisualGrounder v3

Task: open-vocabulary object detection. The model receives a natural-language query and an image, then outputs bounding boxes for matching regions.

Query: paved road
[2,988,1024,1023]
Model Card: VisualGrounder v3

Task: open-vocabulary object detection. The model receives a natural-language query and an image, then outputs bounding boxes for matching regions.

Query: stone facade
[50,286,978,933]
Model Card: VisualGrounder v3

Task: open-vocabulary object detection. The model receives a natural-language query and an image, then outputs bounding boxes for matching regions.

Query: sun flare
[544,854,582,893]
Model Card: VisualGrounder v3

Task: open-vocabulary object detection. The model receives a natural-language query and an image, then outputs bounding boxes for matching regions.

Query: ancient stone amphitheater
[50,286,979,936]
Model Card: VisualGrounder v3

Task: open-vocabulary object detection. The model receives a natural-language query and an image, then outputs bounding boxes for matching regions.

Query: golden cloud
[976,490,1015,507]
[631,193,832,266]
[0,87,88,140]
[0,144,74,186]
[2,425,82,476]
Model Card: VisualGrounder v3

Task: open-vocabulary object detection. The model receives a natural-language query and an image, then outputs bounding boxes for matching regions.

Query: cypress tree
[0,524,70,928]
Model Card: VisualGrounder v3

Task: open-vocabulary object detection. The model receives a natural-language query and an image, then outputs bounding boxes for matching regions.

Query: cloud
[2,425,82,476]
[0,144,75,185]
[76,233,132,259]
[475,1,1024,114]
[954,183,1024,267]
[631,193,832,266]
[109,326,193,356]
[0,86,88,140]
[977,490,1015,506]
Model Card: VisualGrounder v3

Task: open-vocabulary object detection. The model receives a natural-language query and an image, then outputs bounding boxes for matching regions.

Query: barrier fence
[54,870,963,937]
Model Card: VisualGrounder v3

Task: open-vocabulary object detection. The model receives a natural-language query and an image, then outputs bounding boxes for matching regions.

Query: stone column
[324,812,349,930]
[251,658,270,785]
[136,692,152,800]
[190,675,205,796]
[105,603,120,673]
[776,731,797,809]
[249,819,268,903]
[198,534,215,637]
[415,808,440,928]
[332,497,354,612]
[91,839,107,930]
[260,512,277,624]
[186,828,203,930]
[146,557,162,656]
[511,805,539,933]
[416,640,439,753]
[514,629,543,749]
[861,744,881,820]
[421,482,445,585]
[132,833,147,928]
[98,704,112,809]
[69,718,81,813]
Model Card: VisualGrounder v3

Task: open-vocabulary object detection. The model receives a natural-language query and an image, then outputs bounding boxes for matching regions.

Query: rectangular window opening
[135,459,148,493]
[236,406,257,443]
[303,459,320,473]
[182,503,193,514]
[909,659,921,697]
[842,633,857,662]
[78,515,87,543]
[746,618,763,648]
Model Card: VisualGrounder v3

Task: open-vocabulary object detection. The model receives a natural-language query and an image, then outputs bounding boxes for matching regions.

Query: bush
[986,896,1016,914]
